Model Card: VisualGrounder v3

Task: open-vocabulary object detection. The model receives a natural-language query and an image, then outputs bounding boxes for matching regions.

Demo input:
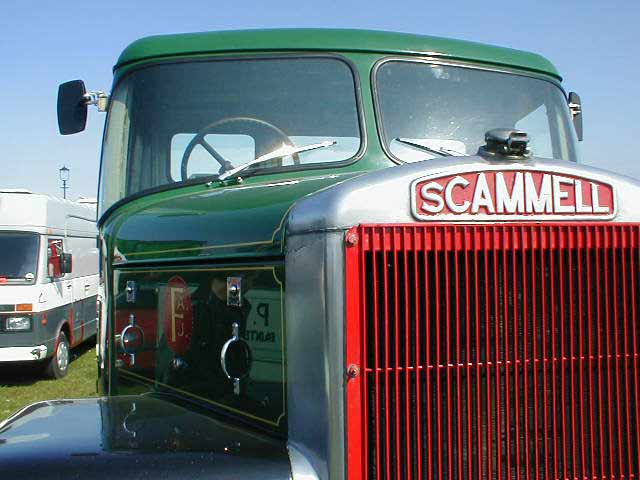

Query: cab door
[110,266,286,434]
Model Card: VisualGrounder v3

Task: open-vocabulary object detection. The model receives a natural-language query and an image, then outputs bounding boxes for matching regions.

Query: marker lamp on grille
[5,316,32,331]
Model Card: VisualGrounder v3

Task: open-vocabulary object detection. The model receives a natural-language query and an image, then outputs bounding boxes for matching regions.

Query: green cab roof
[116,28,561,80]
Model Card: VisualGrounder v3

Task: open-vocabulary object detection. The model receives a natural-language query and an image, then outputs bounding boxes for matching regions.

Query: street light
[59,165,70,199]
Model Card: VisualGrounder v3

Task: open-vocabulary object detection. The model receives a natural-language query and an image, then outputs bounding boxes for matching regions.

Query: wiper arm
[218,140,337,181]
[395,138,468,157]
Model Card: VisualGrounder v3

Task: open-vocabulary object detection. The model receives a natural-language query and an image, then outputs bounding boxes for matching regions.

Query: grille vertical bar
[345,224,640,480]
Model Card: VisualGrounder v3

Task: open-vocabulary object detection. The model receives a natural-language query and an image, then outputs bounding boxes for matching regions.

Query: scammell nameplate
[412,169,616,221]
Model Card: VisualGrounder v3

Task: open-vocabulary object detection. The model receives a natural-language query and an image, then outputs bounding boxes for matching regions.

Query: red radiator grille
[345,224,640,480]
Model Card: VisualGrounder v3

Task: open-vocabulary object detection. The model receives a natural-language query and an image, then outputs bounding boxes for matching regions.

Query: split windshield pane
[375,60,579,163]
[99,57,361,217]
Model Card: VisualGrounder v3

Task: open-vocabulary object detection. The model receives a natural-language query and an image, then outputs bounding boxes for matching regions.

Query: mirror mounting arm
[83,91,109,112]
[568,101,582,116]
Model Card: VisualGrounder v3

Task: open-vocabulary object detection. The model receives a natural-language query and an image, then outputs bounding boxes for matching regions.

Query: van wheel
[45,332,70,379]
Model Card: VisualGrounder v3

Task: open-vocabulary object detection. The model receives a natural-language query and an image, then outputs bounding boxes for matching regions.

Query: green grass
[0,342,98,421]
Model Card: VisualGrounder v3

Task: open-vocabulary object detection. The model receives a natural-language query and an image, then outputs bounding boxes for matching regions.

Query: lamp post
[59,165,70,199]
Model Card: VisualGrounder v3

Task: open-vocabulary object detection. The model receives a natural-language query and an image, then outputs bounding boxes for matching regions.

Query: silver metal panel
[287,156,640,236]
[284,155,640,480]
[286,232,346,480]
[289,444,320,480]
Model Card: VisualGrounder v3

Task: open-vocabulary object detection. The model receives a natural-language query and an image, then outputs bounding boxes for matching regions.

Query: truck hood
[287,155,640,234]
[0,396,291,480]
[102,173,359,264]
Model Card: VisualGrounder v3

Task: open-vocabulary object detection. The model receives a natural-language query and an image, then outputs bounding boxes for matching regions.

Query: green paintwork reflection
[112,265,285,431]
[103,172,363,263]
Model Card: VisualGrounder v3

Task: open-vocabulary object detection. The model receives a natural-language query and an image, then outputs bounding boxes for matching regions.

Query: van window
[0,232,39,283]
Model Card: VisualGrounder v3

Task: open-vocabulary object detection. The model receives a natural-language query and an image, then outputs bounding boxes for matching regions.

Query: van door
[83,276,99,339]
[47,238,74,338]
[73,273,98,343]
[71,272,86,344]
[67,237,99,344]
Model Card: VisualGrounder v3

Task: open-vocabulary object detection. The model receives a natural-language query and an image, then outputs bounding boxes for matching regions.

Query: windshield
[0,232,39,282]
[98,57,362,217]
[375,60,579,163]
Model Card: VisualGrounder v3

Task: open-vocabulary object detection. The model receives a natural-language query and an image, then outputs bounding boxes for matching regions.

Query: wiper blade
[218,140,337,181]
[395,138,468,157]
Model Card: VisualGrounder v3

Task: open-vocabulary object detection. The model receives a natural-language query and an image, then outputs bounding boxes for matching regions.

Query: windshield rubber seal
[371,55,572,166]
[97,53,366,227]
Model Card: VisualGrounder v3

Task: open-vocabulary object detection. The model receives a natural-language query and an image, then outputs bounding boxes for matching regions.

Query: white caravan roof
[0,190,97,237]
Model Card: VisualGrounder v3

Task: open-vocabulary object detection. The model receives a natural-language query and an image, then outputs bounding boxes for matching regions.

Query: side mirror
[60,253,73,274]
[57,80,88,135]
[568,91,583,141]
[47,239,62,278]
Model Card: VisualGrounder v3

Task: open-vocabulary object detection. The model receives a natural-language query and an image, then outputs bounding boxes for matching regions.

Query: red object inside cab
[47,239,64,278]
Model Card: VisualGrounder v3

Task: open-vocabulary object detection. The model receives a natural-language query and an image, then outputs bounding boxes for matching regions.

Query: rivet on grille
[345,230,359,246]
[346,363,360,379]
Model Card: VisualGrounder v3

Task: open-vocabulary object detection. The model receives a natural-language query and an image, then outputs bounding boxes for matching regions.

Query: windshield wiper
[218,140,337,181]
[395,138,468,157]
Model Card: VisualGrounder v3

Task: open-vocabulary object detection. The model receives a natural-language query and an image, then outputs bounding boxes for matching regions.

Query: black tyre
[45,331,70,379]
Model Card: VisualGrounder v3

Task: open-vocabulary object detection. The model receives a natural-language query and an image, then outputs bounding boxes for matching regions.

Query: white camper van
[0,189,99,378]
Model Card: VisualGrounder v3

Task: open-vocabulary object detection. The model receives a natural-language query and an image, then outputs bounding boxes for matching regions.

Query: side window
[47,239,64,278]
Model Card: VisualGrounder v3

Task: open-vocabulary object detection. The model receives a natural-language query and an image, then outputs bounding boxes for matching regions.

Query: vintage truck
[1,29,638,480]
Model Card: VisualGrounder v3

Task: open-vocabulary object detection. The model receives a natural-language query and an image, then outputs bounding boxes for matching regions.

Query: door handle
[66,284,72,289]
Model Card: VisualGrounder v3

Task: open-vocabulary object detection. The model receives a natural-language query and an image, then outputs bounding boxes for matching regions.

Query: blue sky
[1,0,638,199]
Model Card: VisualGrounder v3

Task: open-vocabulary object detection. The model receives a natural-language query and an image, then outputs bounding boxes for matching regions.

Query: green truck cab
[5,29,640,480]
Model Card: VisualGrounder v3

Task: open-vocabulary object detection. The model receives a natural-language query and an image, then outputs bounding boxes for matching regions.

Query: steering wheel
[180,116,300,181]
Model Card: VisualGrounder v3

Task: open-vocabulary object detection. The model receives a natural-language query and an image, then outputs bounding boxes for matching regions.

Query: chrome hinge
[125,280,137,303]
[227,277,242,307]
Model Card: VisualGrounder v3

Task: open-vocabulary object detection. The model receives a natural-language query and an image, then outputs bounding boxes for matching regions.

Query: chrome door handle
[220,322,252,395]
